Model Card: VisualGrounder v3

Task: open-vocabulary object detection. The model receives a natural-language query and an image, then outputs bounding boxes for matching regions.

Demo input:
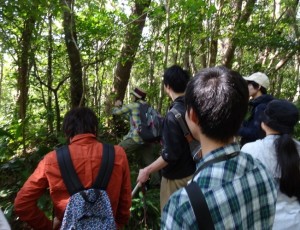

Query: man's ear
[261,122,267,132]
[187,107,198,124]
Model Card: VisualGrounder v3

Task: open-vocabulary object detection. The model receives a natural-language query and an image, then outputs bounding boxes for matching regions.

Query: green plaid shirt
[161,143,277,230]
[112,100,144,143]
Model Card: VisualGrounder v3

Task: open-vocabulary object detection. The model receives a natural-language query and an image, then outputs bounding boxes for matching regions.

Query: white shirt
[0,210,10,230]
[242,135,300,230]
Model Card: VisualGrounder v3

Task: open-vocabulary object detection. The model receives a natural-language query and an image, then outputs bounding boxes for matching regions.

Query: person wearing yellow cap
[238,72,274,146]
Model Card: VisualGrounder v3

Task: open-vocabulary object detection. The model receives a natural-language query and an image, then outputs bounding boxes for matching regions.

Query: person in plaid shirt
[161,66,277,229]
[113,87,160,185]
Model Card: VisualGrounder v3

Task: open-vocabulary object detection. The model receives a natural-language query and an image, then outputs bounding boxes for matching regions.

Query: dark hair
[62,107,99,141]
[275,135,300,202]
[247,81,267,94]
[163,65,190,93]
[185,66,249,142]
[263,100,300,202]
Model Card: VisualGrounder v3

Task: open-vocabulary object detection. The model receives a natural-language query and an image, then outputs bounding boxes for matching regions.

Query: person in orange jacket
[14,107,132,230]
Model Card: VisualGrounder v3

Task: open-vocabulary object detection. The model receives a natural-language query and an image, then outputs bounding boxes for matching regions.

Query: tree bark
[113,0,151,101]
[209,0,224,67]
[16,17,35,121]
[61,0,83,107]
[222,0,256,68]
[158,0,171,113]
[47,12,54,133]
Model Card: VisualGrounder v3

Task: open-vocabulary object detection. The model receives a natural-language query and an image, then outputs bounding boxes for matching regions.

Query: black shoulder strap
[92,143,115,190]
[170,108,193,142]
[56,145,84,195]
[138,102,149,120]
[186,181,215,230]
[56,143,115,195]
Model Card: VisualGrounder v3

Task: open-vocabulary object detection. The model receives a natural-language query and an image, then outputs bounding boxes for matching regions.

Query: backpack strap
[57,143,115,196]
[170,108,194,142]
[185,181,214,230]
[170,108,201,161]
[57,145,84,195]
[92,143,115,190]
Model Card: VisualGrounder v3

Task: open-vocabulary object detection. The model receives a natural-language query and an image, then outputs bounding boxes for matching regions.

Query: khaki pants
[160,174,193,212]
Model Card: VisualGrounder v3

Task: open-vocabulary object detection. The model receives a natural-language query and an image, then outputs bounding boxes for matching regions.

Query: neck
[262,122,280,136]
[266,130,280,136]
[199,133,234,157]
[252,91,263,99]
[170,92,184,101]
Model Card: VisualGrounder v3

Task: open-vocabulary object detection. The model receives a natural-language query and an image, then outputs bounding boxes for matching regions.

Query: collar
[198,142,240,166]
[70,133,97,144]
[174,96,184,103]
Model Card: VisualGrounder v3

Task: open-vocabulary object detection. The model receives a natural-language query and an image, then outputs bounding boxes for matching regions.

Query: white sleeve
[0,209,11,230]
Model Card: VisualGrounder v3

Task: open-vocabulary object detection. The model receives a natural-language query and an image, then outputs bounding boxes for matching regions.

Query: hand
[53,217,61,230]
[137,168,150,184]
[115,100,122,107]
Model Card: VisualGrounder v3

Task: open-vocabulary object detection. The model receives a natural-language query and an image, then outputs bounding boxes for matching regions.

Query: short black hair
[185,66,249,142]
[163,65,190,93]
[62,107,99,140]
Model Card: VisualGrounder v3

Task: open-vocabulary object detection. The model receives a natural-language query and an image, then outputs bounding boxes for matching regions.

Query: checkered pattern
[112,101,143,143]
[161,143,277,230]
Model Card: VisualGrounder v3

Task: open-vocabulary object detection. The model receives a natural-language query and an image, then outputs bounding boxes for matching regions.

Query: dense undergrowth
[0,117,161,230]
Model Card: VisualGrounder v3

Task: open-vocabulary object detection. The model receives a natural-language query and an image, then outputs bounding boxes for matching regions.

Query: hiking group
[12,65,300,229]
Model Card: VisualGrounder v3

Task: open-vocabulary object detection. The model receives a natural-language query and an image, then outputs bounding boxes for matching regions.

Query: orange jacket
[14,134,132,230]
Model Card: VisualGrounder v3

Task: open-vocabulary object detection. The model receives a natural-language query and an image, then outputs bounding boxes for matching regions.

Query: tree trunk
[16,16,36,153]
[16,17,35,121]
[158,0,171,113]
[113,0,152,101]
[61,0,83,107]
[0,54,3,107]
[47,13,54,133]
[222,0,256,68]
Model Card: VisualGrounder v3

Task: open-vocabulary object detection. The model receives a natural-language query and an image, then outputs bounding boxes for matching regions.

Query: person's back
[14,107,132,230]
[160,97,195,180]
[162,66,276,229]
[113,88,161,186]
[242,99,300,230]
[137,65,196,211]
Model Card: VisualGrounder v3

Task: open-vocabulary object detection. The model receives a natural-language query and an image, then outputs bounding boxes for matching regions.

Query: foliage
[0,0,300,228]
[128,189,160,230]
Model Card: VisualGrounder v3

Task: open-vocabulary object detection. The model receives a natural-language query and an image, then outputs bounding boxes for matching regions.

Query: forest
[0,0,299,229]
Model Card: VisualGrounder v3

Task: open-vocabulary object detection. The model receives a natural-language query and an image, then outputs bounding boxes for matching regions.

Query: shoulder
[162,188,194,229]
[255,95,273,108]
[113,145,129,163]
[241,139,265,156]
[113,145,127,156]
[42,150,58,166]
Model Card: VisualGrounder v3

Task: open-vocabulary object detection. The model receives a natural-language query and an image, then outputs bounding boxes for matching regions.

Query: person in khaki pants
[137,65,196,211]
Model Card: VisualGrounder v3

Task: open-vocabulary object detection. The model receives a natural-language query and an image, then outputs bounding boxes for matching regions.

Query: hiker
[14,107,131,230]
[161,66,277,229]
[241,99,300,230]
[238,72,273,146]
[112,87,161,186]
[137,65,196,211]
